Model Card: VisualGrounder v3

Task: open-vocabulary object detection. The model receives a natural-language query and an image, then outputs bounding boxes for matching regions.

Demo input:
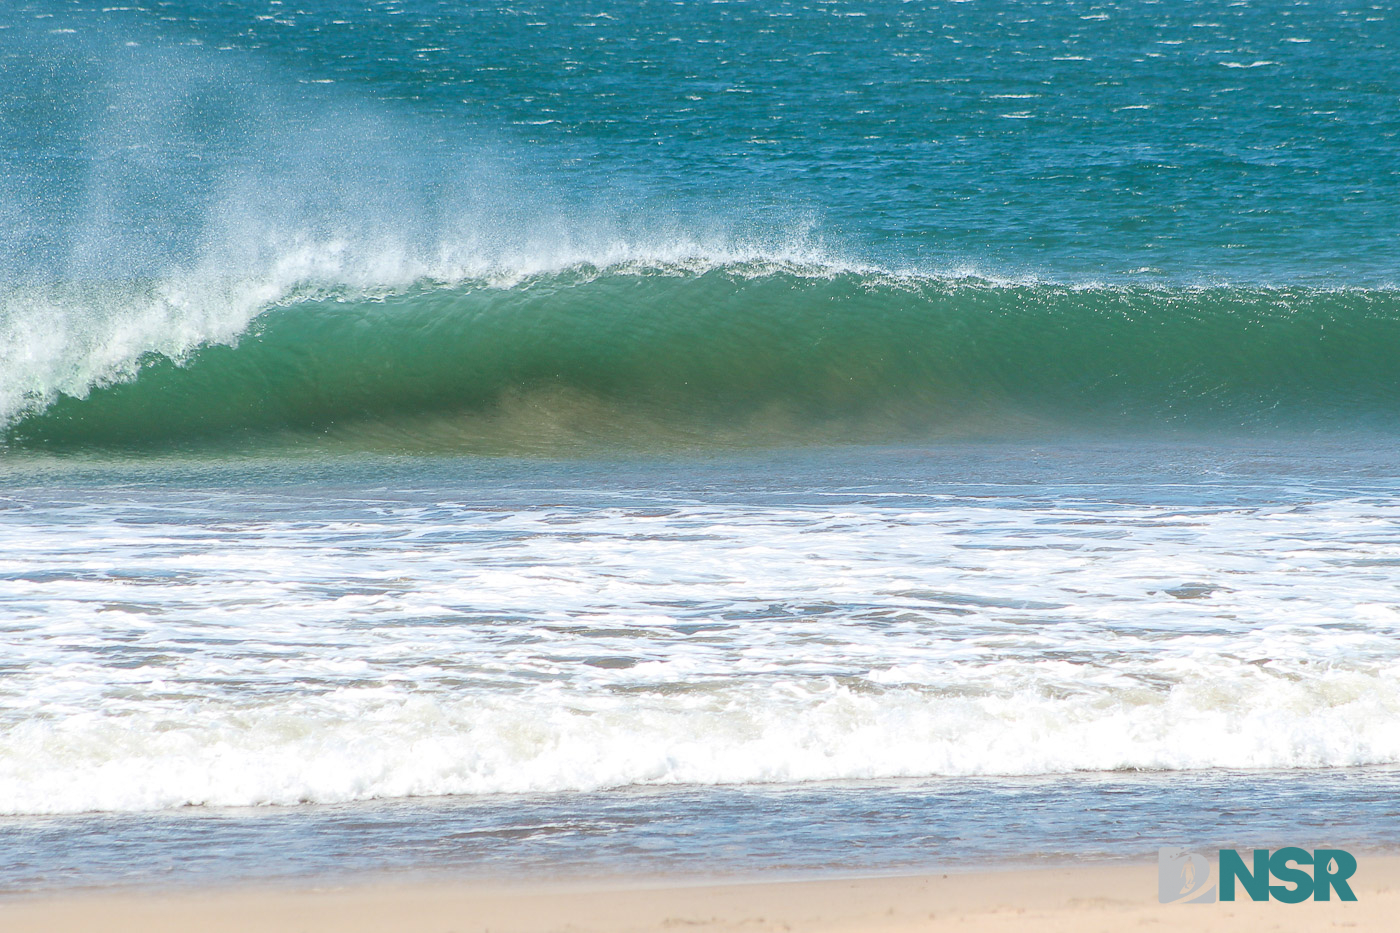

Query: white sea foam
[4,666,1400,815]
[2,491,1399,814]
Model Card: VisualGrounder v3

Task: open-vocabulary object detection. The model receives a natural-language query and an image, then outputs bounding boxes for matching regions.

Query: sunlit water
[3,0,1399,890]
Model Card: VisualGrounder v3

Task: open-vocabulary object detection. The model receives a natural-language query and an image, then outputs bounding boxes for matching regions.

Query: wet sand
[2,857,1395,932]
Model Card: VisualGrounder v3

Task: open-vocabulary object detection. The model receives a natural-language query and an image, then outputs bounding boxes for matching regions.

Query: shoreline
[2,857,1395,932]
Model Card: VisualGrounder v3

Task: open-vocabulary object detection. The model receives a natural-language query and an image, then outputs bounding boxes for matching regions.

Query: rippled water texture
[2,0,1398,887]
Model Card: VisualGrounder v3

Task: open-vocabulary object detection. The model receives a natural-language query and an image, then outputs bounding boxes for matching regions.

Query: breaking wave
[5,256,1400,451]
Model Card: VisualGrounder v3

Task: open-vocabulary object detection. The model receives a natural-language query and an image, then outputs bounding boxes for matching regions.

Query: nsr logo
[1159,847,1358,904]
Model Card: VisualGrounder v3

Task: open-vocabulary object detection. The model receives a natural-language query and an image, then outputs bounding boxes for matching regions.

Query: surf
[4,262,1400,452]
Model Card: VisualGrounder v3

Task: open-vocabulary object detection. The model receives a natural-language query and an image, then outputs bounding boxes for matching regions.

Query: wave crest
[5,261,1400,451]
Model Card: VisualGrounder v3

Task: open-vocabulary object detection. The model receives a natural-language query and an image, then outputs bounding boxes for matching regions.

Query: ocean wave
[4,257,1400,450]
[3,662,1399,815]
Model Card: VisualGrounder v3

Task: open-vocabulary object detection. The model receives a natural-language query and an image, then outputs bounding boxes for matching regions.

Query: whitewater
[3,0,1400,890]
[5,471,1400,817]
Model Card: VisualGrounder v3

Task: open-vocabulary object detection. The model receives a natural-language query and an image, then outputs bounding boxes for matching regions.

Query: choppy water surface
[3,0,1399,889]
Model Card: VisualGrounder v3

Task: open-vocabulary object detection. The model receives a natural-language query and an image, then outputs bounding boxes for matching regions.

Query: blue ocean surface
[2,0,1399,890]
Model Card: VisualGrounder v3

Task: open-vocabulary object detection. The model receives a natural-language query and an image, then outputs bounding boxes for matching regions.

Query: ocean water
[2,0,1400,890]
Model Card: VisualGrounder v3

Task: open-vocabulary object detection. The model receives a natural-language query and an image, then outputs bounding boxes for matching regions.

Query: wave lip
[6,263,1400,451]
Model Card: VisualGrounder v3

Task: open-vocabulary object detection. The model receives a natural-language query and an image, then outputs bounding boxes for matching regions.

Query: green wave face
[8,269,1400,452]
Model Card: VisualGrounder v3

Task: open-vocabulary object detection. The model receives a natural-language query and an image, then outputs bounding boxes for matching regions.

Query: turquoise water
[4,1,1400,449]
[7,0,1399,285]
[3,0,1400,889]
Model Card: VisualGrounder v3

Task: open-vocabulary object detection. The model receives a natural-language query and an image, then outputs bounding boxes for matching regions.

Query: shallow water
[2,443,1399,885]
[4,767,1400,891]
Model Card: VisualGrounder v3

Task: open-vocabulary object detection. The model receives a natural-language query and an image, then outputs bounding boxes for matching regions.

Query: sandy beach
[2,857,1395,933]
[7,2,1400,929]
